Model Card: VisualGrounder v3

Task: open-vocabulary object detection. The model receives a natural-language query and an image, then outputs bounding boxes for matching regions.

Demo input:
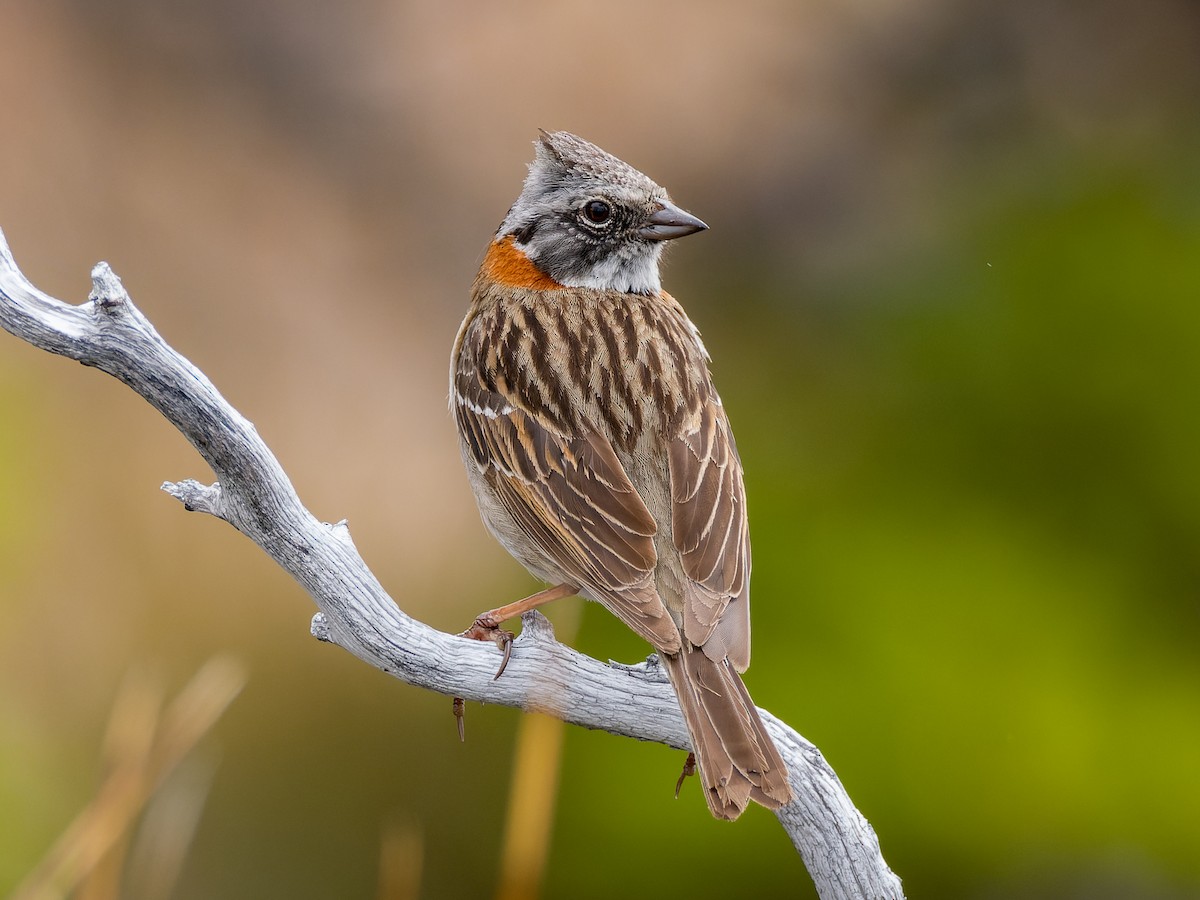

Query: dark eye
[583,200,612,225]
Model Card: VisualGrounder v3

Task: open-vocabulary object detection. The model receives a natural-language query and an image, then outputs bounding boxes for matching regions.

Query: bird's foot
[460,614,516,680]
[450,616,514,741]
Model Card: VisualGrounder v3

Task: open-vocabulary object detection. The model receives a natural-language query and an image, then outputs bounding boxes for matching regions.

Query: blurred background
[2,0,1198,897]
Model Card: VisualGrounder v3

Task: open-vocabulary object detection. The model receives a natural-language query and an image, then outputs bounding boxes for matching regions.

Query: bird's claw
[460,616,515,680]
[452,696,466,742]
[674,751,697,799]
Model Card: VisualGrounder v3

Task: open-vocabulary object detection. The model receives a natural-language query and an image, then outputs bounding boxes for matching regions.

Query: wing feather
[669,394,752,669]
[455,384,679,652]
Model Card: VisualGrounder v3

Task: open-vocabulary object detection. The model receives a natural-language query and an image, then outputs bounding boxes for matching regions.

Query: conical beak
[638,200,708,242]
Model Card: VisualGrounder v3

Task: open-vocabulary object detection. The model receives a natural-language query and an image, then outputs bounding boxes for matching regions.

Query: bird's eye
[582,200,612,225]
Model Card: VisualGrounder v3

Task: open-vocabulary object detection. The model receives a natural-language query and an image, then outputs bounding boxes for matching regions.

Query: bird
[450,130,793,820]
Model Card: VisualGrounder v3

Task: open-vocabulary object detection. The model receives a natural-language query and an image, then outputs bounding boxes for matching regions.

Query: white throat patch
[554,243,664,295]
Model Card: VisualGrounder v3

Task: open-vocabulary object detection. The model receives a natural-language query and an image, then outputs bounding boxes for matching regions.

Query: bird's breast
[463,282,711,454]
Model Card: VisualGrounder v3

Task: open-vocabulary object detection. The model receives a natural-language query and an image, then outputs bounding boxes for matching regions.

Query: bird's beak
[638,200,709,242]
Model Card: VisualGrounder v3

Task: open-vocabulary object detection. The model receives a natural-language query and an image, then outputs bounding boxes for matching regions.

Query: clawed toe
[460,617,516,680]
[452,696,466,742]
[674,751,697,799]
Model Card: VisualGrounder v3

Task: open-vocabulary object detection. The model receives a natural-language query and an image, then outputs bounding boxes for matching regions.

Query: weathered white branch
[0,228,903,900]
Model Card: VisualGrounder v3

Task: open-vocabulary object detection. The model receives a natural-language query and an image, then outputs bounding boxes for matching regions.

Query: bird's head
[498,131,707,296]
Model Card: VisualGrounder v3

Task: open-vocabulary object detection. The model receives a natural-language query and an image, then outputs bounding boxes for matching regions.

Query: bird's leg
[460,582,579,678]
[674,752,697,799]
[453,582,578,740]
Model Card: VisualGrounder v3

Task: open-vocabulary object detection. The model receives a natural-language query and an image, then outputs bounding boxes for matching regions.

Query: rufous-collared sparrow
[451,131,792,820]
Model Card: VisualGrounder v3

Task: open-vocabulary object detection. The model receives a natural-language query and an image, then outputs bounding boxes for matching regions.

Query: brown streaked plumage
[451,131,792,819]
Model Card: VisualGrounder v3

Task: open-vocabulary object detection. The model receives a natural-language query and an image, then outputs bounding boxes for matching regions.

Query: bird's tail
[661,644,793,820]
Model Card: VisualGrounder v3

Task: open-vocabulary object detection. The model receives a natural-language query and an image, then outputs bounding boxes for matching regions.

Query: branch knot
[161,479,228,520]
[89,263,129,313]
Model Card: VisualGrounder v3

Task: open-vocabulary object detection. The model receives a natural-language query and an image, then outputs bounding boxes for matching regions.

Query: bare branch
[0,228,903,900]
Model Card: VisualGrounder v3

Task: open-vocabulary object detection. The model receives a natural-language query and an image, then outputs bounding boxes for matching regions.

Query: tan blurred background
[2,1,1199,898]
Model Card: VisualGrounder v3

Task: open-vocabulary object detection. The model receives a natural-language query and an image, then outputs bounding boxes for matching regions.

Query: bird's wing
[668,391,752,670]
[455,383,680,653]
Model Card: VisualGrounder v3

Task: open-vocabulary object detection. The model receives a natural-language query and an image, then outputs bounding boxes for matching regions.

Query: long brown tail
[661,644,793,820]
